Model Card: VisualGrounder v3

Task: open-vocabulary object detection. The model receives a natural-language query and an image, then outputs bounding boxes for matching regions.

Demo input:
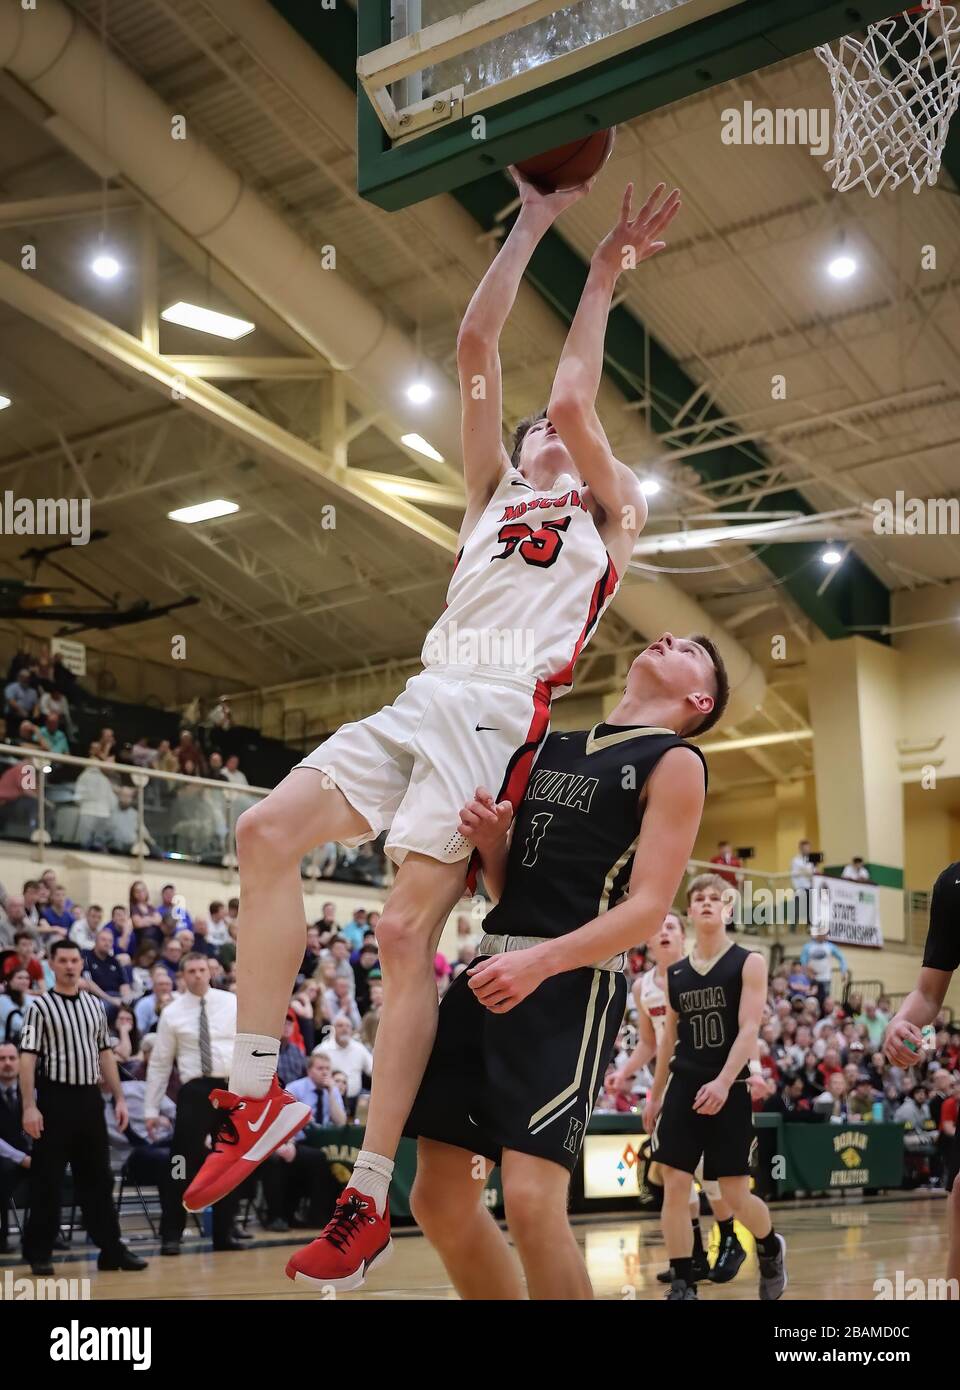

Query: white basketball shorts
[296,665,551,868]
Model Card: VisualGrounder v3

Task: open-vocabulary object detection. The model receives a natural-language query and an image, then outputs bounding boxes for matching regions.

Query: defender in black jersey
[884,861,960,1288]
[404,632,727,1300]
[649,873,786,1301]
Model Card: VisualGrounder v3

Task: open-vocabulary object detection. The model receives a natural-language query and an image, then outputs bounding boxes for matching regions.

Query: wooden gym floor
[2,1192,949,1300]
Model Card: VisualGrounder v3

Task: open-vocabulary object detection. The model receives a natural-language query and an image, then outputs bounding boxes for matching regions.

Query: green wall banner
[782,1123,904,1192]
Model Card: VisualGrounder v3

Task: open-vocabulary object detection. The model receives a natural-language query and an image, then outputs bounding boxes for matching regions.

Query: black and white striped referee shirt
[19,990,110,1086]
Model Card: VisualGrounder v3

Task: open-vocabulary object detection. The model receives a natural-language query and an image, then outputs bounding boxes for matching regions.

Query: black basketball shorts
[946,1128,960,1192]
[649,1068,755,1180]
[404,956,627,1174]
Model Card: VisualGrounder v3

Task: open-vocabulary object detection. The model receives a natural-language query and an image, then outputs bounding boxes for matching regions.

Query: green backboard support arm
[357,0,904,211]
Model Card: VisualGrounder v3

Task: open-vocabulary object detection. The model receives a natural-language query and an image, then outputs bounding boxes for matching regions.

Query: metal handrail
[0,740,392,890]
[685,856,795,882]
[0,741,272,795]
[0,739,266,875]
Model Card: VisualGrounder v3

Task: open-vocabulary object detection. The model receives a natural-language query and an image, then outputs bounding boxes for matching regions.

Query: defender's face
[627,634,716,719]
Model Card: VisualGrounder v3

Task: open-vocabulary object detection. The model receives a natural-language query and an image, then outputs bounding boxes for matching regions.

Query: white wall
[894,579,960,784]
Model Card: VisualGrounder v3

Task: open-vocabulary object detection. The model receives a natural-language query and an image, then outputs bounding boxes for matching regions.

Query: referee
[19,939,147,1276]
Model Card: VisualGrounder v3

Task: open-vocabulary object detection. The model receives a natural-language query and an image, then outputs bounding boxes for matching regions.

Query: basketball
[514,128,616,191]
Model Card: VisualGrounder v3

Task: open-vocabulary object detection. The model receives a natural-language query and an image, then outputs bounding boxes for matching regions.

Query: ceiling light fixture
[91,252,121,280]
[168,500,240,524]
[161,302,255,340]
[400,433,444,463]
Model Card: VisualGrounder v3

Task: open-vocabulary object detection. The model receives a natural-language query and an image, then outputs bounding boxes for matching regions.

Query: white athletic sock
[229,1033,279,1099]
[350,1150,395,1217]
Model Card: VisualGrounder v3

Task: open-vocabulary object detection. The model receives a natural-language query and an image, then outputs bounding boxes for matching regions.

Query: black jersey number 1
[492,515,571,568]
[521,812,552,867]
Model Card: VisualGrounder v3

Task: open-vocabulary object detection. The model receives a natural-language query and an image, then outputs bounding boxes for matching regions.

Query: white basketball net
[816,1,960,195]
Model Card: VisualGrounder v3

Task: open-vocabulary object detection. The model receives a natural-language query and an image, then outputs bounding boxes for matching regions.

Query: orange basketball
[514,128,615,192]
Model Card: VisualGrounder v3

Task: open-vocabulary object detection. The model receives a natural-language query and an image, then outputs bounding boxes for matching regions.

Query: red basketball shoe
[182,1077,311,1212]
[285,1188,392,1291]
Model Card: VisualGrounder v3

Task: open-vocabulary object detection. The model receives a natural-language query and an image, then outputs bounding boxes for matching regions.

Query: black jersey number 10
[689,1012,725,1050]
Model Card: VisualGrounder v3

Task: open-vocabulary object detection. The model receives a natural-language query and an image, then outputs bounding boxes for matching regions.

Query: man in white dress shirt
[145,952,243,1254]
[314,1016,373,1116]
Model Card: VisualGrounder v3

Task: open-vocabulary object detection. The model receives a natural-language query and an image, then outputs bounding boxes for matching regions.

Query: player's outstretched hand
[508,165,596,219]
[458,786,513,851]
[592,181,681,276]
[467,945,549,1013]
[692,1077,730,1116]
[883,1016,924,1068]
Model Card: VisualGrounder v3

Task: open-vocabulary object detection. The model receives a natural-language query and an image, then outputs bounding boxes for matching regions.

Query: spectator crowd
[2,851,955,1264]
[1,645,387,886]
[0,866,433,1251]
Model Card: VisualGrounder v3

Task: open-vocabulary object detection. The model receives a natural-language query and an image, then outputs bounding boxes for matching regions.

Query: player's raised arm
[547,183,680,532]
[457,171,593,516]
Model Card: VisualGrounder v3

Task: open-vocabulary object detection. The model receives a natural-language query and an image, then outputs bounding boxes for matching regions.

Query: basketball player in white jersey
[615,912,764,1286]
[185,173,683,1289]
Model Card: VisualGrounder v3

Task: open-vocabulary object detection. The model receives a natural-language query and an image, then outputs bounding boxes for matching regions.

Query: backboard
[354,0,904,210]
